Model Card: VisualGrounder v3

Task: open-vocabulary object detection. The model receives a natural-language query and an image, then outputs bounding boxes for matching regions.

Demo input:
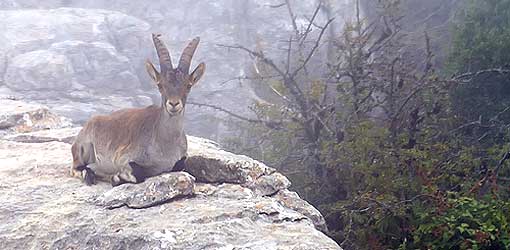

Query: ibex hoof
[82,167,97,186]
[111,174,123,187]
[111,172,138,187]
[172,157,187,172]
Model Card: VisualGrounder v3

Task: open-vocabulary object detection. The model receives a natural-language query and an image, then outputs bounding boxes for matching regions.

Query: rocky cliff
[0,8,154,123]
[0,99,341,250]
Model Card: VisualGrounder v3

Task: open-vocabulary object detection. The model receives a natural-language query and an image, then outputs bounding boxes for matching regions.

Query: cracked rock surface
[0,99,72,136]
[0,110,341,249]
[94,172,196,209]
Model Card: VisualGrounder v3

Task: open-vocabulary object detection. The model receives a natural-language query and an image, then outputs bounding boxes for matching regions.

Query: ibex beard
[71,33,205,186]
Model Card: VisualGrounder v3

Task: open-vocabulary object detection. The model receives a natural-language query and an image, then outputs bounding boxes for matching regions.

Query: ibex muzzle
[71,34,205,186]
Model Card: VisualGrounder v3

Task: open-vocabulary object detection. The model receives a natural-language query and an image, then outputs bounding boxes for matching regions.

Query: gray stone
[186,136,291,196]
[0,128,339,249]
[36,94,156,124]
[47,40,139,90]
[4,128,293,197]
[0,99,72,134]
[0,8,152,124]
[274,189,329,233]
[194,183,255,200]
[5,50,74,91]
[2,15,145,92]
[250,172,292,196]
[95,172,195,209]
[3,127,81,143]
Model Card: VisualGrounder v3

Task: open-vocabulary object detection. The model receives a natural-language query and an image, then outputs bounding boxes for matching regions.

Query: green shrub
[404,196,510,250]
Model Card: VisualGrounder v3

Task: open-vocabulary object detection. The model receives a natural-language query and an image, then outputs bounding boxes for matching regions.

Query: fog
[6,1,504,249]
[0,0,358,141]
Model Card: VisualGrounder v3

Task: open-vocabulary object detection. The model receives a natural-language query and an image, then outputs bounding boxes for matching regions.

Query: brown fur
[71,34,205,186]
[90,106,159,162]
[71,106,161,183]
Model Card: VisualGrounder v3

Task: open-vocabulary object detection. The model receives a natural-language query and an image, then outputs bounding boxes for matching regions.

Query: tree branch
[216,44,286,77]
[188,101,284,130]
[300,2,322,45]
[291,18,334,77]
[452,68,510,83]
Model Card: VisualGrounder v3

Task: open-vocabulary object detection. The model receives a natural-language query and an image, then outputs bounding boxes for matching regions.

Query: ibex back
[71,34,205,186]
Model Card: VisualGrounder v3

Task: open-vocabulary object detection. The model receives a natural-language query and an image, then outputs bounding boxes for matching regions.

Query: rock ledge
[0,107,340,249]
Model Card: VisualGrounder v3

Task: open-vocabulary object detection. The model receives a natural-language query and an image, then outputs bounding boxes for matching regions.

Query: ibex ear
[190,62,205,85]
[145,60,160,84]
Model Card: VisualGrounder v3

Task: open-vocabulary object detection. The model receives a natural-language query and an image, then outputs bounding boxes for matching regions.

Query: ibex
[71,34,205,186]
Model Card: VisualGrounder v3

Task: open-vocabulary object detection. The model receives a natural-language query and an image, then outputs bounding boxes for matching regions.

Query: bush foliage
[222,0,510,249]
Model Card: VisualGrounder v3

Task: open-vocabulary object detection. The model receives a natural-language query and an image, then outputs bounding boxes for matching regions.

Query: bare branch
[286,36,293,74]
[216,43,308,118]
[452,68,510,83]
[284,0,300,37]
[494,151,510,177]
[300,2,322,45]
[188,101,284,130]
[471,151,510,195]
[489,106,510,122]
[219,74,280,86]
[266,2,286,8]
[188,101,262,123]
[268,84,293,104]
[216,44,286,77]
[393,32,435,119]
[291,18,334,77]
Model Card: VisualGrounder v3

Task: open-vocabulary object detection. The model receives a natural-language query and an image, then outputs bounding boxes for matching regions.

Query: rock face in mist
[0,1,358,141]
[0,8,154,122]
[0,100,340,250]
[0,8,150,87]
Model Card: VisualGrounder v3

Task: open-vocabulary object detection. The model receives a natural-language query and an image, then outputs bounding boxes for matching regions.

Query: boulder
[0,125,340,249]
[0,8,154,123]
[95,172,196,209]
[0,99,72,135]
[5,41,139,91]
[36,94,154,124]
[186,136,292,196]
[5,50,74,91]
[0,8,151,89]
[3,127,81,144]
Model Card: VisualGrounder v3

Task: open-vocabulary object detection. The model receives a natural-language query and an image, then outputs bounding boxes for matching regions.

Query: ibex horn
[178,37,200,73]
[152,33,173,71]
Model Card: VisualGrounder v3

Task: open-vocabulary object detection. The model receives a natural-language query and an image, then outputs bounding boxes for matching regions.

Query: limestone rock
[95,172,195,209]
[0,8,153,123]
[0,126,340,249]
[3,127,81,144]
[38,94,154,124]
[186,136,291,196]
[5,50,74,91]
[5,41,139,91]
[0,99,72,135]
[274,189,329,233]
[250,172,292,196]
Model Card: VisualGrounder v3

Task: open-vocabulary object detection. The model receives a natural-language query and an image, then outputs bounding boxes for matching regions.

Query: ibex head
[145,33,206,116]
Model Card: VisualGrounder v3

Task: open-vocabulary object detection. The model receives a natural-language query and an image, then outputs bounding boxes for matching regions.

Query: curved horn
[152,33,173,71]
[178,37,200,73]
